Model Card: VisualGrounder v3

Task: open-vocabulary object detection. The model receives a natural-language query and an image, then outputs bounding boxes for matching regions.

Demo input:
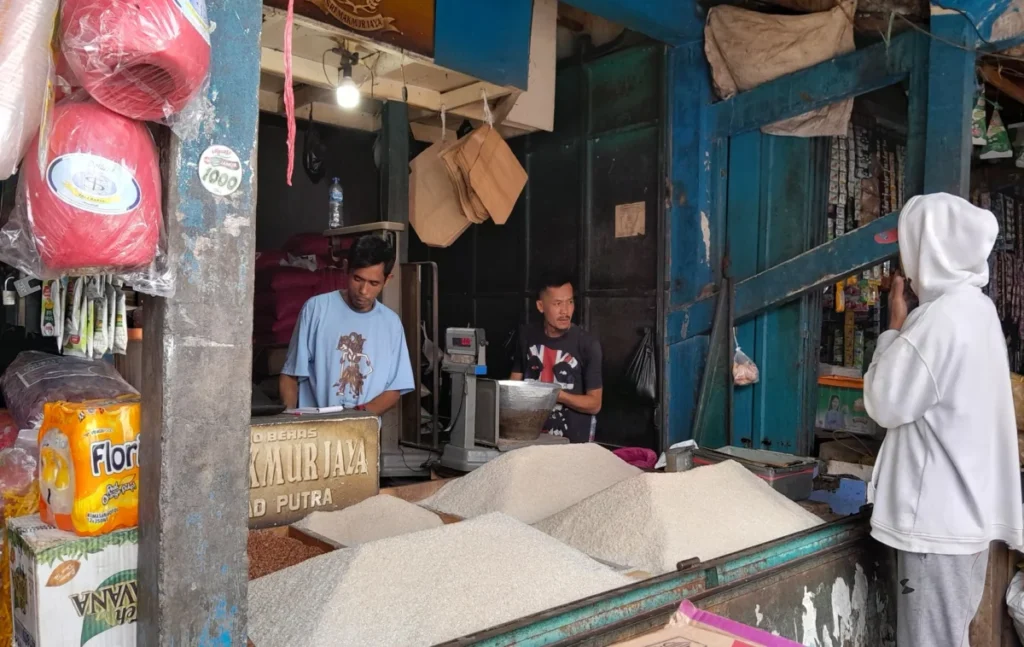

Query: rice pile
[420,444,640,524]
[295,494,444,546]
[248,513,631,647]
[534,461,823,574]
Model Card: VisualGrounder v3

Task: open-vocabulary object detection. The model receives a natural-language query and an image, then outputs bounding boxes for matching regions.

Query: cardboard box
[612,601,801,647]
[9,515,138,647]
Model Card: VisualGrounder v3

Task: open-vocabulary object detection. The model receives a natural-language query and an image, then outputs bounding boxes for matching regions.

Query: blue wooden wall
[724,134,829,454]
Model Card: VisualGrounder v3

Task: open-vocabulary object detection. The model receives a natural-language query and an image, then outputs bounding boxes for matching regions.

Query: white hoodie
[864,193,1024,555]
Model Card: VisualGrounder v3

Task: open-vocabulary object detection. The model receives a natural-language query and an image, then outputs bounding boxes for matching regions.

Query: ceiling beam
[261,47,443,110]
[439,81,512,110]
[258,88,283,113]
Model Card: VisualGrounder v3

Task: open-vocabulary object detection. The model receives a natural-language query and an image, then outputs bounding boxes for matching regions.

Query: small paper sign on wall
[615,201,646,238]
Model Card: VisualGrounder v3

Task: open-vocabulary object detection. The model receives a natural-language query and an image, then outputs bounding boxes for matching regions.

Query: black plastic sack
[626,328,657,401]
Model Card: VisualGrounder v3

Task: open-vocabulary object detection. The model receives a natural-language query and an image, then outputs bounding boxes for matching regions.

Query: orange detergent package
[38,398,140,536]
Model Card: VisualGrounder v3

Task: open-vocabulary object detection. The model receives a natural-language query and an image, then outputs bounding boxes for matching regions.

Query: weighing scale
[439,327,502,471]
[439,327,567,472]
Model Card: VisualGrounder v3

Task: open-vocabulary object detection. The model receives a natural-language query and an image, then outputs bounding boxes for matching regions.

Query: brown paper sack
[704,0,856,137]
[409,140,471,248]
[468,126,528,225]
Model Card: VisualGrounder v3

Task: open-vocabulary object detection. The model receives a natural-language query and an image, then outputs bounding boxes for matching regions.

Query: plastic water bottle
[328,177,344,229]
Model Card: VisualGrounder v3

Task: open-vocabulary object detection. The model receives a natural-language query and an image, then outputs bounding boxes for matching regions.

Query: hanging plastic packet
[981,104,1014,160]
[54,277,64,343]
[113,288,128,355]
[85,274,104,301]
[39,279,59,337]
[85,299,95,359]
[972,91,988,146]
[105,281,117,351]
[92,288,108,359]
[63,283,89,358]
[62,276,82,347]
[733,344,760,386]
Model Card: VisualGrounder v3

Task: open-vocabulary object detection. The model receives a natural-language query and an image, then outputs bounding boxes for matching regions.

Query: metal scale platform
[439,327,566,472]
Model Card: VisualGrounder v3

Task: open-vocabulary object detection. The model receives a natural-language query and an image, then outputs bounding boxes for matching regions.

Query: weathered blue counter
[444,513,895,647]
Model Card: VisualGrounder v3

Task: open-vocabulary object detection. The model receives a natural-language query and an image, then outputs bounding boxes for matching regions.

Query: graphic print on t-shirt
[528,344,579,436]
[335,332,374,399]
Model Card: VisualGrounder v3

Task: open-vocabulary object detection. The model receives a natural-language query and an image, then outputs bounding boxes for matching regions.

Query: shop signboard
[264,0,435,58]
[249,412,380,529]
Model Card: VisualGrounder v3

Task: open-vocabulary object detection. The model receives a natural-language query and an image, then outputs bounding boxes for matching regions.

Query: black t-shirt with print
[510,323,602,443]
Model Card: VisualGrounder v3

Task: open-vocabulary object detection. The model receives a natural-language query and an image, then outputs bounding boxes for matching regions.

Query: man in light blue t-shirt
[279,236,414,415]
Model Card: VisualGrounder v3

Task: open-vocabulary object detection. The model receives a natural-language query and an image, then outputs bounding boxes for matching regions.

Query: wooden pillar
[137,0,262,643]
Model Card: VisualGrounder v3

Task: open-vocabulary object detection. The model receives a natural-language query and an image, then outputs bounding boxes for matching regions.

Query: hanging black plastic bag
[626,328,657,401]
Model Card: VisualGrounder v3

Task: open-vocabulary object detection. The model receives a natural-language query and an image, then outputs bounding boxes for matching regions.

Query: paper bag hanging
[469,126,528,225]
[409,140,472,248]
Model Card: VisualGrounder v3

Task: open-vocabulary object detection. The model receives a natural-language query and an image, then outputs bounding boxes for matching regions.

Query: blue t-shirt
[281,292,415,409]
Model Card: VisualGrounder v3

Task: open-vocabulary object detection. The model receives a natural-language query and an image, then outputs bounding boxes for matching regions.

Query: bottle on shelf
[328,177,344,229]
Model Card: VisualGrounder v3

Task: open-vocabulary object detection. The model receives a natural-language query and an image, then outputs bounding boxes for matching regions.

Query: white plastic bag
[1006,571,1024,642]
[733,345,760,386]
[0,0,60,179]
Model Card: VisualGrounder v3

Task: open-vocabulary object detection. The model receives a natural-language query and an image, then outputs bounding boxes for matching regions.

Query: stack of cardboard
[409,125,527,248]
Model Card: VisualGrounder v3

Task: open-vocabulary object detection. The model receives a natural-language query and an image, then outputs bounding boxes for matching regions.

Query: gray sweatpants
[897,548,989,647]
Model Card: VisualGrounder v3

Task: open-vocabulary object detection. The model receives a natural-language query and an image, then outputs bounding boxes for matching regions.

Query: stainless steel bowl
[496,380,562,440]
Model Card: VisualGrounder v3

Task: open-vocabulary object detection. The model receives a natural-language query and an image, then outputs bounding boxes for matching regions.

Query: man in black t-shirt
[509,274,603,443]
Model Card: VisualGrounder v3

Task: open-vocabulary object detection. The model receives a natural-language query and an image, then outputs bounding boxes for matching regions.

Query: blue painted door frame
[663,17,985,450]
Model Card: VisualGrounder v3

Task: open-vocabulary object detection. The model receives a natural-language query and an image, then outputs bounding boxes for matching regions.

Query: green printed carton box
[8,515,137,647]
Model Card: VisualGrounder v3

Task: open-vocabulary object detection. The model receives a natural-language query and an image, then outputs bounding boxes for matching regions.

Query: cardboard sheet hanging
[409,140,471,248]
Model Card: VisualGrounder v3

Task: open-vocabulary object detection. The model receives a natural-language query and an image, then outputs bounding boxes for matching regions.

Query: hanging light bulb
[336,59,360,110]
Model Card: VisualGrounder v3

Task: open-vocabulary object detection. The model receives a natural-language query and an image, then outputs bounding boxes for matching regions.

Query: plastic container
[693,446,818,501]
[328,177,344,229]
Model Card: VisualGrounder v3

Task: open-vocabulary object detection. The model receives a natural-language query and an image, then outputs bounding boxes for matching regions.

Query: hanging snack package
[92,286,108,359]
[972,92,988,146]
[39,279,60,337]
[0,96,174,297]
[60,0,212,134]
[733,345,760,386]
[981,106,1014,160]
[113,287,128,355]
[62,278,88,357]
[38,398,139,536]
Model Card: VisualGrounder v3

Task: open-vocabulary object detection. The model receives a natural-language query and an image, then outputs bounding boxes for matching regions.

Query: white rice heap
[248,513,631,647]
[294,494,444,546]
[420,443,640,524]
[534,460,823,574]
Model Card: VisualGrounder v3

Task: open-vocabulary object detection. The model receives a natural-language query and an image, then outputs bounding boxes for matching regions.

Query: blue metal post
[923,12,978,196]
[137,0,262,643]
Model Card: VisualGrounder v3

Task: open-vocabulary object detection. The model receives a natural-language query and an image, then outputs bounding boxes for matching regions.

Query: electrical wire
[885,11,1024,64]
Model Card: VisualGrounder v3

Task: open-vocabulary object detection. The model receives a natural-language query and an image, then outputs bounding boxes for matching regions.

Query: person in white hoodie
[864,193,1024,647]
